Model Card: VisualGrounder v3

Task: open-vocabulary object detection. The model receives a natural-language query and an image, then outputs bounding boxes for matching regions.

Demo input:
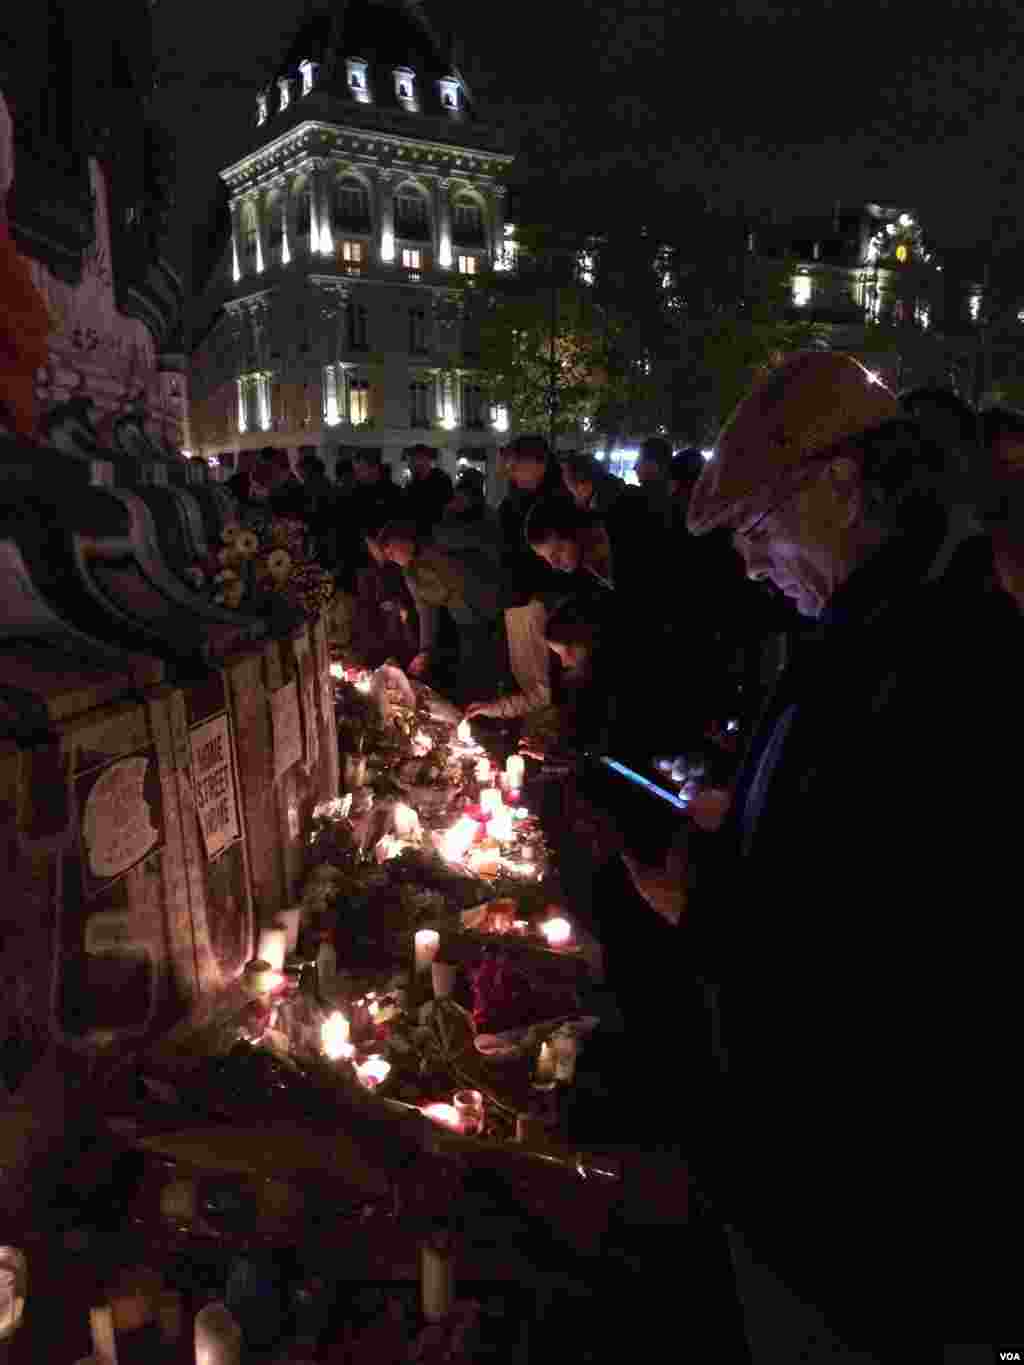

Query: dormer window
[347,57,370,102]
[257,94,268,125]
[439,77,461,111]
[394,67,416,108]
[299,59,317,95]
[278,77,291,111]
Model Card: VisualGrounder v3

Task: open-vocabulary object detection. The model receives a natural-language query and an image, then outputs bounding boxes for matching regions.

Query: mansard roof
[262,0,478,122]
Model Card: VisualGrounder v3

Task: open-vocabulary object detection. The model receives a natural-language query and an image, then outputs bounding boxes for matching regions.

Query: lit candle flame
[329,662,345,679]
[540,916,572,947]
[457,718,472,744]
[421,1101,462,1131]
[321,1011,353,1060]
[355,1055,391,1089]
[439,816,478,863]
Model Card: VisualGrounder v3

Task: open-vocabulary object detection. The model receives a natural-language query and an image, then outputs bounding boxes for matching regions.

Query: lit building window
[899,213,914,228]
[577,252,595,286]
[969,293,982,322]
[1017,308,1024,325]
[439,77,460,110]
[792,275,812,307]
[299,59,315,95]
[256,94,268,126]
[491,404,509,433]
[347,58,370,101]
[437,374,459,430]
[402,248,422,271]
[257,374,272,431]
[457,255,477,275]
[237,378,248,433]
[394,67,416,106]
[342,240,364,264]
[895,243,909,264]
[349,378,369,424]
[916,302,931,330]
[242,202,259,273]
[278,77,291,111]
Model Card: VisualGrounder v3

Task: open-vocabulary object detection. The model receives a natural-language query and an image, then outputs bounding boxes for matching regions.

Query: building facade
[188,0,514,483]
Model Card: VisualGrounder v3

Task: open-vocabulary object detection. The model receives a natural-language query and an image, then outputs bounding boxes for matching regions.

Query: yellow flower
[267,549,292,582]
[221,524,241,544]
[234,529,260,557]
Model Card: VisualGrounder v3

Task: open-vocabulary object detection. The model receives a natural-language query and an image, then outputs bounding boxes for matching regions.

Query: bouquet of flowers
[183,518,335,619]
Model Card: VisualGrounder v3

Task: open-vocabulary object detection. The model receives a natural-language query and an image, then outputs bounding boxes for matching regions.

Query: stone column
[377,167,396,264]
[311,159,333,258]
[254,190,268,275]
[490,184,507,267]
[435,177,453,270]
[229,198,243,282]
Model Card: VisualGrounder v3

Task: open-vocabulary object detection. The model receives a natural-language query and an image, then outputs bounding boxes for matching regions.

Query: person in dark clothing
[628,352,1024,1359]
[445,465,487,521]
[635,435,673,488]
[498,434,571,608]
[403,443,454,535]
[669,447,706,502]
[297,453,340,567]
[334,457,354,497]
[340,451,404,591]
[350,510,419,669]
[562,451,626,520]
[524,497,614,587]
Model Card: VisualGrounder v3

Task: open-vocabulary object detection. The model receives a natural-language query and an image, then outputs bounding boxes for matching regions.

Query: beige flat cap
[687,351,903,534]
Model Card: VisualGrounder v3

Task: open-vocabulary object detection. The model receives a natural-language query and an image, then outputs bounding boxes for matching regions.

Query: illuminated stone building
[188,0,514,481]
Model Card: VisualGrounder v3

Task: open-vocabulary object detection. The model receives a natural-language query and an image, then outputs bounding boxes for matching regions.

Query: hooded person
[628,352,1023,1359]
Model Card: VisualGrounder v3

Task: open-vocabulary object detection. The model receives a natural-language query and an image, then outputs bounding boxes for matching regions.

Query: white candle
[475,757,492,783]
[89,1305,118,1365]
[277,906,301,953]
[480,788,503,819]
[321,1010,353,1060]
[456,718,473,744]
[505,754,525,789]
[414,929,441,972]
[421,1101,462,1131]
[195,1302,242,1365]
[540,917,572,948]
[355,1055,391,1089]
[256,927,286,971]
[420,1238,455,1324]
[535,1041,556,1083]
[393,802,420,839]
[488,808,514,843]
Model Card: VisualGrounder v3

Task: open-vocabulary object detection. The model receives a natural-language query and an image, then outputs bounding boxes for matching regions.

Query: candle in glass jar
[321,1011,353,1061]
[505,754,526,789]
[243,959,283,994]
[256,927,287,971]
[534,1041,556,1083]
[354,1055,391,1089]
[453,1089,484,1136]
[488,807,514,843]
[475,757,492,783]
[195,1302,242,1365]
[539,916,573,948]
[479,788,503,819]
[439,816,477,863]
[456,718,473,744]
[414,929,441,972]
[421,1102,462,1131]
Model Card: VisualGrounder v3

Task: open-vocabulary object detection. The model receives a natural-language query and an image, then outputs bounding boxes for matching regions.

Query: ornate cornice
[221,119,512,199]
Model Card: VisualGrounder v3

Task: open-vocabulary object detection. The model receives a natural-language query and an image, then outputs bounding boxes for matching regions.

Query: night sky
[151,0,1024,291]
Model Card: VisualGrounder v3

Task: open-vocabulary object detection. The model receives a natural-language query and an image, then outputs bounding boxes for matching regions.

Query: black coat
[404,467,454,534]
[688,529,1024,1353]
[497,463,570,608]
[339,475,405,589]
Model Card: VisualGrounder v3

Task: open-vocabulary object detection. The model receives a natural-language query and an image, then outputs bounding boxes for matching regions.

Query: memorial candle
[195,1302,242,1365]
[505,754,525,789]
[393,802,420,839]
[480,788,503,819]
[414,929,441,972]
[475,757,492,783]
[539,917,573,948]
[256,927,286,971]
[354,1055,391,1089]
[321,1011,353,1061]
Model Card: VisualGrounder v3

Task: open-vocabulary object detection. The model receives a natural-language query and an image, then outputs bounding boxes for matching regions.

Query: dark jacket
[404,466,454,535]
[498,462,570,608]
[340,474,405,589]
[688,527,1024,1353]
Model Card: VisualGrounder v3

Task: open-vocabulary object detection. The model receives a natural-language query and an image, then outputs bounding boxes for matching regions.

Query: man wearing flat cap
[632,353,1022,1358]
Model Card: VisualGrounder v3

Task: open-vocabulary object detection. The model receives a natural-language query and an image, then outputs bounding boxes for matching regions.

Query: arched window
[452,194,485,247]
[395,185,430,241]
[335,176,371,230]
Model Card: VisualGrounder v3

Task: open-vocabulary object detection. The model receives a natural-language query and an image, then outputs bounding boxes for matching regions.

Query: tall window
[402,248,422,271]
[268,197,284,260]
[457,255,477,276]
[349,378,370,424]
[463,381,485,429]
[409,307,428,353]
[395,189,429,240]
[347,301,368,350]
[342,240,364,264]
[453,196,484,246]
[409,380,432,427]
[336,177,371,230]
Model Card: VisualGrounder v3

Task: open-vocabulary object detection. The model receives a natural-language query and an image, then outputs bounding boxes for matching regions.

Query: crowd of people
[220,356,1024,1360]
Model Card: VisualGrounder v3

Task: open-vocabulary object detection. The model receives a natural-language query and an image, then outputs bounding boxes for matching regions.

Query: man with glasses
[629,352,1021,1359]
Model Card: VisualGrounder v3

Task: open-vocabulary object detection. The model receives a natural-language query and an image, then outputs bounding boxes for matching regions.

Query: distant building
[188,0,514,485]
